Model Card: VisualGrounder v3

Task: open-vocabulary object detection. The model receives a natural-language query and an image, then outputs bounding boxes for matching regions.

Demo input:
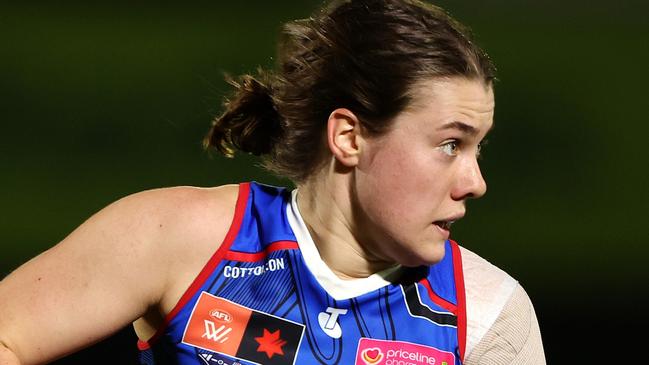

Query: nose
[451,156,487,201]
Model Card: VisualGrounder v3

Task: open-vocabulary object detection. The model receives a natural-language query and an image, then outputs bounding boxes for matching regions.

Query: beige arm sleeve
[464,284,546,365]
[460,246,546,364]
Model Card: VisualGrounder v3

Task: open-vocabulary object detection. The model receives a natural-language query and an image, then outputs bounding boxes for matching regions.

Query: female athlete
[0,0,545,364]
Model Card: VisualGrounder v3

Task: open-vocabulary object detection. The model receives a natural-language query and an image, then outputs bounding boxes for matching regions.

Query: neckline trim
[286,189,401,300]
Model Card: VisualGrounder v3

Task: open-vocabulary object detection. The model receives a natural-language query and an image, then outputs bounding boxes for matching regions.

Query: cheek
[357,142,445,225]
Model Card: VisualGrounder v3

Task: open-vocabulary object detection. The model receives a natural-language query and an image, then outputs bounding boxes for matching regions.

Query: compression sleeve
[464,284,546,364]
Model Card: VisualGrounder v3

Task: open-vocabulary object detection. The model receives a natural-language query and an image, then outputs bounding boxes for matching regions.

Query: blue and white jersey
[139,182,468,365]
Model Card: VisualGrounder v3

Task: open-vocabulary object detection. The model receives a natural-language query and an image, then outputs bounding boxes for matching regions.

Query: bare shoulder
[115,184,242,307]
[120,184,240,249]
[0,184,241,364]
[108,184,239,232]
[139,185,242,307]
[71,184,241,283]
[126,184,243,339]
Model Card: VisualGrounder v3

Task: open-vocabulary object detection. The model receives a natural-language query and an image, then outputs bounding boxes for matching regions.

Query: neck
[296,170,397,279]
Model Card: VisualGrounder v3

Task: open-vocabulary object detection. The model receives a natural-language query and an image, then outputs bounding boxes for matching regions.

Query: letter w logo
[201,320,233,343]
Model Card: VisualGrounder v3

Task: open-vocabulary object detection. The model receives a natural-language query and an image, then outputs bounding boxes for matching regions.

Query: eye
[439,140,459,156]
[477,139,489,159]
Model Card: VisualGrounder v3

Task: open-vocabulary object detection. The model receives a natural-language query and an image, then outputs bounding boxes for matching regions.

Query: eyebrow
[436,121,495,136]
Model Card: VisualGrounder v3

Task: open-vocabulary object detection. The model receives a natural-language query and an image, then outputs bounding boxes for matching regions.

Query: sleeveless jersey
[138,182,468,365]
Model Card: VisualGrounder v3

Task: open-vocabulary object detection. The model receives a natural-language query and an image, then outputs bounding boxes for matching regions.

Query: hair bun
[205,72,281,157]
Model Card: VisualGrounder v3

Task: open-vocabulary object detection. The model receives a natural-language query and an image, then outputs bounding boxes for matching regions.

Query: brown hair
[205,0,495,182]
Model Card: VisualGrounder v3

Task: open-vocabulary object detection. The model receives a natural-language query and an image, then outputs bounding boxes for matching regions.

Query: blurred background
[1,0,647,363]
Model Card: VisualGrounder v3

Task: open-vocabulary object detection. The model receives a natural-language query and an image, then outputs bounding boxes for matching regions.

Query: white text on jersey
[223,258,286,279]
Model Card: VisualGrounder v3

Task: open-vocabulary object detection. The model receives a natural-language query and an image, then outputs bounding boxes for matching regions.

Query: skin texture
[298,77,494,278]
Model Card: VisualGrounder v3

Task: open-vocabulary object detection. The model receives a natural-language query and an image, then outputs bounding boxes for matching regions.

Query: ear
[326,108,362,167]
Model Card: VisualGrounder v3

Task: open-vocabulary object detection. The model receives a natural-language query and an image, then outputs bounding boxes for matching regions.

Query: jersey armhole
[450,240,467,362]
[138,182,251,349]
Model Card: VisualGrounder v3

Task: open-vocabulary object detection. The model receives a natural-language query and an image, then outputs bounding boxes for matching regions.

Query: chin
[397,242,446,267]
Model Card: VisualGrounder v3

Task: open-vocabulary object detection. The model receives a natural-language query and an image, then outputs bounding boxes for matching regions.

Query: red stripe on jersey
[225,240,299,262]
[450,240,467,362]
[418,278,458,314]
[141,182,251,347]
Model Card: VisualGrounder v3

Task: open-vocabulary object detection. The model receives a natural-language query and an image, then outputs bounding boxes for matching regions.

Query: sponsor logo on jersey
[223,258,286,278]
[361,347,384,364]
[183,292,305,365]
[355,338,455,365]
[210,309,233,323]
[202,320,233,343]
[317,307,348,339]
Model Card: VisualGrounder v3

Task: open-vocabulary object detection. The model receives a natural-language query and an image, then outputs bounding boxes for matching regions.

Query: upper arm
[0,184,238,365]
[460,246,546,364]
[464,284,546,365]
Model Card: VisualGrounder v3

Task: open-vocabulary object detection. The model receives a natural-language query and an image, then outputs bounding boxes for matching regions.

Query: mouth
[433,220,455,231]
[432,220,453,239]
[432,213,464,239]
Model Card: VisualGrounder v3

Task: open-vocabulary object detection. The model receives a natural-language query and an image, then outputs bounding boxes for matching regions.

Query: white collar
[286,189,401,300]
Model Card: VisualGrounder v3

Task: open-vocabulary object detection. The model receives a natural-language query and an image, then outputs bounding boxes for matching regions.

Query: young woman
[0,0,545,364]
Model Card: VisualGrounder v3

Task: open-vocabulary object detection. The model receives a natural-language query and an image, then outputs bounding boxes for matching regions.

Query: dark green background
[1,1,647,363]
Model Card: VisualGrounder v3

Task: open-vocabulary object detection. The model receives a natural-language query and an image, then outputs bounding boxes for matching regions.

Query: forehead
[404,77,495,125]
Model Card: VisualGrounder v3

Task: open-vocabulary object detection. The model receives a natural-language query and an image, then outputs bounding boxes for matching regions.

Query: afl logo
[208,309,233,323]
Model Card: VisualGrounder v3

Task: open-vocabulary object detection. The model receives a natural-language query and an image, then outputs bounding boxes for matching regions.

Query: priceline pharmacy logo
[355,338,455,365]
